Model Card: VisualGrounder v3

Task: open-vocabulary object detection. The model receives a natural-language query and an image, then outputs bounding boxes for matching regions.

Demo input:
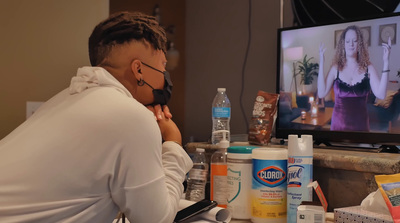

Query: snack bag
[248,91,279,145]
[375,173,400,223]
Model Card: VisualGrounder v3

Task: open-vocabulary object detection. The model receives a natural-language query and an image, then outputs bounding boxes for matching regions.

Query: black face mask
[140,62,173,106]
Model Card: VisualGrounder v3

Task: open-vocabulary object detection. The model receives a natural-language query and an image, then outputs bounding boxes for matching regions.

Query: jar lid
[228,146,258,154]
[252,147,288,160]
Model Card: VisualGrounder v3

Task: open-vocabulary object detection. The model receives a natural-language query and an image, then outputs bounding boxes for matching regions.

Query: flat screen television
[275,12,400,149]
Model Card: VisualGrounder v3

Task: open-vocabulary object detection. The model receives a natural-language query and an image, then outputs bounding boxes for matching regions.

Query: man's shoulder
[74,87,153,123]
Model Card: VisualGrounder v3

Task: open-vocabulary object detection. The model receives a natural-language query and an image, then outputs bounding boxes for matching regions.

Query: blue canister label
[253,159,287,188]
[212,107,231,118]
[252,158,287,219]
[254,164,286,187]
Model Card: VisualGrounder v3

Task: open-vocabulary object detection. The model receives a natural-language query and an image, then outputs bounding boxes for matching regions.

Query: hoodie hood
[69,66,132,98]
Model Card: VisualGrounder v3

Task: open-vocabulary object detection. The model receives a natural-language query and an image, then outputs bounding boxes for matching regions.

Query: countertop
[185,141,400,210]
[185,142,400,174]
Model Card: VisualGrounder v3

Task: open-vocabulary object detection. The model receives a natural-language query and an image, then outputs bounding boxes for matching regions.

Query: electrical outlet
[26,101,44,119]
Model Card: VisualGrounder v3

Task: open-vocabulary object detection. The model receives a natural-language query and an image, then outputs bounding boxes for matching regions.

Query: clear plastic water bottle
[185,148,208,202]
[211,88,231,145]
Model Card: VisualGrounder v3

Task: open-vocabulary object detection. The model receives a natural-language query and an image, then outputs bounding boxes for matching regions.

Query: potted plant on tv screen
[296,54,319,94]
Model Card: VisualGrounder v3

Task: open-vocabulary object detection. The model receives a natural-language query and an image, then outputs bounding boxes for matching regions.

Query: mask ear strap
[142,79,155,90]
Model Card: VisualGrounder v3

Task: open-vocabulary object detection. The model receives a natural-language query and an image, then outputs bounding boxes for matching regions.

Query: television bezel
[275,12,400,146]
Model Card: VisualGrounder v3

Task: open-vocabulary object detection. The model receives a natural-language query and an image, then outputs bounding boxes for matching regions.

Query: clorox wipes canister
[251,147,288,223]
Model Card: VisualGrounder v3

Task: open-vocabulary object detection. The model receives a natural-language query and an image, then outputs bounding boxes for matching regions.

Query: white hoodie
[0,67,193,223]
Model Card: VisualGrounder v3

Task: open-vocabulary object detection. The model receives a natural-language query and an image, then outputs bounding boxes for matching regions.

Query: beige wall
[0,0,109,139]
[184,0,293,143]
[0,0,294,143]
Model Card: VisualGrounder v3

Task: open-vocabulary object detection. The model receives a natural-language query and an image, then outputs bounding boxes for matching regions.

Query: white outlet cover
[26,101,44,119]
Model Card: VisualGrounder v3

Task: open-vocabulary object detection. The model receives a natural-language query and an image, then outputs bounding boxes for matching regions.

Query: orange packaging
[375,173,400,223]
[248,91,279,145]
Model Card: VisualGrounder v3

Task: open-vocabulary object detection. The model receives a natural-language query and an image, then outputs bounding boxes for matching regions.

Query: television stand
[314,140,332,147]
[378,145,400,153]
[314,140,380,151]
[313,140,400,153]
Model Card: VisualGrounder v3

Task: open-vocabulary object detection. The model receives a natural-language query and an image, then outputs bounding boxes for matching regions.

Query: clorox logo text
[256,166,286,187]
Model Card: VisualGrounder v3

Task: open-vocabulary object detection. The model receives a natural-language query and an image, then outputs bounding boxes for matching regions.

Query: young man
[0,11,192,223]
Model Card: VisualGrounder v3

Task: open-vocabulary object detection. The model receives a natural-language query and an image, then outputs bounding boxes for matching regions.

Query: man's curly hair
[333,25,370,71]
[88,11,167,66]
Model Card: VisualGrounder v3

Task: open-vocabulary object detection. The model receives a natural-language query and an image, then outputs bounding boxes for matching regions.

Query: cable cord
[239,0,252,131]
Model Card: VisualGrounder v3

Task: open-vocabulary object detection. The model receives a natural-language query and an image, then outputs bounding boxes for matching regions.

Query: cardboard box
[334,206,393,223]
[297,204,325,223]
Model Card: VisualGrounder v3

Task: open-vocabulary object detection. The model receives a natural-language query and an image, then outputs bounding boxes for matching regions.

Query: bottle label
[211,163,228,207]
[227,162,253,219]
[253,161,286,188]
[189,169,207,181]
[252,159,287,219]
[227,168,241,203]
[212,107,231,118]
[287,156,312,188]
[287,156,313,223]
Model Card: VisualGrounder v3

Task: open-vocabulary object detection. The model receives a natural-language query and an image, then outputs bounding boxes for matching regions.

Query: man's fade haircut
[88,11,167,66]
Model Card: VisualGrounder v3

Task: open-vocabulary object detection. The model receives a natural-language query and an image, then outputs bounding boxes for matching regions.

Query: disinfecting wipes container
[251,147,288,223]
[227,146,257,219]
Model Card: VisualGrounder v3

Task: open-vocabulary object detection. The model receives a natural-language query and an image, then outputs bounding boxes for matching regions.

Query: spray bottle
[287,134,313,223]
[210,130,229,208]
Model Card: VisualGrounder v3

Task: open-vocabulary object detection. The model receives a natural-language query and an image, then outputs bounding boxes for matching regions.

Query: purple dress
[331,70,370,131]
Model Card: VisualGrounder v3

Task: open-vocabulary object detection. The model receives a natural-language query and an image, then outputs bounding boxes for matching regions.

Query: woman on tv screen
[317,25,392,131]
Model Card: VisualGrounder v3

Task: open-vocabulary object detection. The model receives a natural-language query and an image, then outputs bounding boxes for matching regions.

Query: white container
[297,203,325,223]
[287,135,313,223]
[251,147,288,223]
[227,146,258,219]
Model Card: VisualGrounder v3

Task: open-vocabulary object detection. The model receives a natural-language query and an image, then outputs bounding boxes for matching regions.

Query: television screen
[276,12,400,146]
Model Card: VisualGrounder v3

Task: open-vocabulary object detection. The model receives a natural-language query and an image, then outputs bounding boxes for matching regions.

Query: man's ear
[131,59,143,81]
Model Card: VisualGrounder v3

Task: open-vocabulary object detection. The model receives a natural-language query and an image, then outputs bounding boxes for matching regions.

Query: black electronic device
[276,12,400,149]
[174,199,217,223]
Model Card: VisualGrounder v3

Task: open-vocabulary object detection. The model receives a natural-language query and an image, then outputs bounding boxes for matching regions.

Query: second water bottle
[185,148,208,202]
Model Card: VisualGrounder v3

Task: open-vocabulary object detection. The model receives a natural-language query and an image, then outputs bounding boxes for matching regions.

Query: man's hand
[147,104,172,120]
[146,105,181,145]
